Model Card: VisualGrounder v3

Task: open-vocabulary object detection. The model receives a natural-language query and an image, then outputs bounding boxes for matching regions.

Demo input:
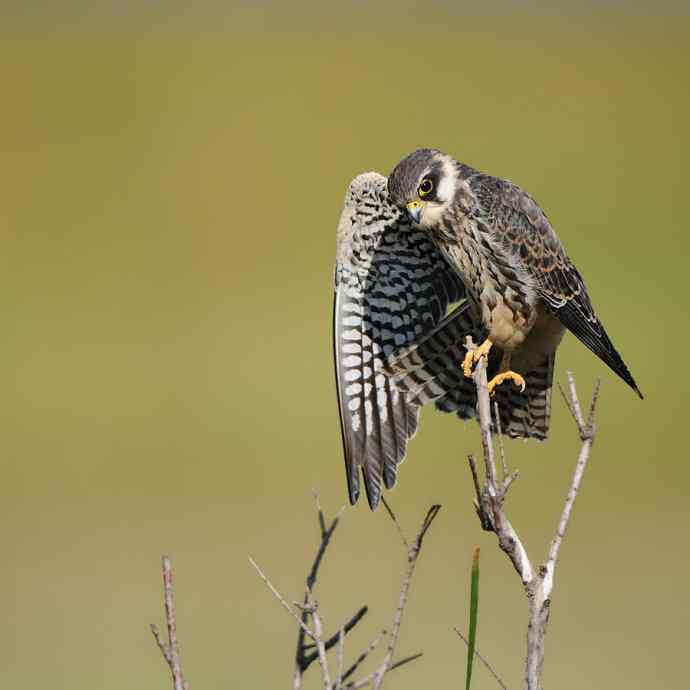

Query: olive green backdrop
[1,6,688,690]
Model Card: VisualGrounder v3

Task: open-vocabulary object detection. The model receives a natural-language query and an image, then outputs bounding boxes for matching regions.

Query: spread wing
[469,174,642,398]
[334,173,465,510]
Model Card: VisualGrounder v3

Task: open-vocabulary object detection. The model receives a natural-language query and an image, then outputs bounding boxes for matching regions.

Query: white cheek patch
[436,173,454,203]
[436,158,457,203]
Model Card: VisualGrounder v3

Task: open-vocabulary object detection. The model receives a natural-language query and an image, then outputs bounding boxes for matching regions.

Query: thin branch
[150,624,171,664]
[468,454,493,531]
[586,378,601,432]
[295,495,348,683]
[254,498,369,690]
[254,498,429,690]
[502,470,519,494]
[468,454,483,504]
[389,653,424,672]
[371,504,440,690]
[493,401,509,480]
[334,628,345,690]
[307,587,332,689]
[248,556,315,641]
[314,489,328,537]
[381,496,409,549]
[455,627,510,690]
[150,555,187,690]
[557,382,578,428]
[341,628,387,683]
[307,607,368,665]
[566,371,586,431]
[544,378,600,597]
[558,371,594,437]
[345,653,424,690]
[307,495,346,592]
[417,504,442,545]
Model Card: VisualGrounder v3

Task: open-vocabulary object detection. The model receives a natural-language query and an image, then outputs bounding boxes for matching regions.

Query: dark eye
[418,178,434,198]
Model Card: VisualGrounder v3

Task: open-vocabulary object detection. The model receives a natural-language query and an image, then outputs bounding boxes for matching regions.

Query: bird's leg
[487,351,526,397]
[462,338,494,378]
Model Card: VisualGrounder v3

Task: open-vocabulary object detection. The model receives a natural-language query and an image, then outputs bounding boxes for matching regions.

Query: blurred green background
[2,3,689,689]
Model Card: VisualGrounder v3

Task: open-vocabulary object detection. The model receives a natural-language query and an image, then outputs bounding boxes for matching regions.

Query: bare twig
[544,377,600,597]
[150,624,171,664]
[463,337,600,690]
[371,504,439,690]
[381,496,409,549]
[252,498,430,690]
[455,627,510,690]
[566,371,586,429]
[150,555,187,690]
[586,378,600,431]
[334,628,345,690]
[468,454,493,531]
[468,453,483,505]
[493,401,509,480]
[292,495,353,689]
[248,556,315,640]
[314,489,328,536]
[254,499,362,690]
[317,607,368,658]
[345,653,424,690]
[307,587,332,689]
[341,629,387,684]
[502,470,519,494]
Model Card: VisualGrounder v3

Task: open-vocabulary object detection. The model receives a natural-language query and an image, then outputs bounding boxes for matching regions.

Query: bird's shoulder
[460,170,594,311]
[464,173,556,247]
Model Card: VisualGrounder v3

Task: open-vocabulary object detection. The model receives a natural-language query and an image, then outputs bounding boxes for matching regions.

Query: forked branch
[464,336,600,690]
[250,495,437,689]
[150,555,188,690]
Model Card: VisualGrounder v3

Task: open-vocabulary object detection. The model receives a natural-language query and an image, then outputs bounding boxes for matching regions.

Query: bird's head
[387,148,458,229]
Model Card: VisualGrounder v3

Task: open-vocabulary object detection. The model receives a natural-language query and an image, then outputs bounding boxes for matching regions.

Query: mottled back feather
[466,173,642,398]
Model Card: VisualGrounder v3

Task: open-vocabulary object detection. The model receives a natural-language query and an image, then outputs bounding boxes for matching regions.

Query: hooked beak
[406,200,424,224]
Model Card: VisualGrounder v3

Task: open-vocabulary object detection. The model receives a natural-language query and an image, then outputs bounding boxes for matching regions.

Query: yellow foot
[462,339,493,378]
[487,371,526,397]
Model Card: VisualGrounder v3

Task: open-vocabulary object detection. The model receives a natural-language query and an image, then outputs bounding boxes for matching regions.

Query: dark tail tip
[620,364,643,400]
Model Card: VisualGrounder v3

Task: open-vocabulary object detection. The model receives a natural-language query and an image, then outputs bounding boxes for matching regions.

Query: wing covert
[468,174,641,397]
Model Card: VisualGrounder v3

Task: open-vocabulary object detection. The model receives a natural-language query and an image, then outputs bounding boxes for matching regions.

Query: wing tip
[363,478,381,511]
[347,467,383,510]
[615,357,643,400]
[348,482,360,506]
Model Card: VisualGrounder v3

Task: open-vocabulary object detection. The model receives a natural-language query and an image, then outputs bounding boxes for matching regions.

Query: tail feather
[491,353,555,441]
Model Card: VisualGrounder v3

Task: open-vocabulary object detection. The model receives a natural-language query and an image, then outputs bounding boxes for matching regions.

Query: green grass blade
[465,547,480,690]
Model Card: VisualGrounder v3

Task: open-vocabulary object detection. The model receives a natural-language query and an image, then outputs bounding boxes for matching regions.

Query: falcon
[334,172,571,510]
[387,148,642,410]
